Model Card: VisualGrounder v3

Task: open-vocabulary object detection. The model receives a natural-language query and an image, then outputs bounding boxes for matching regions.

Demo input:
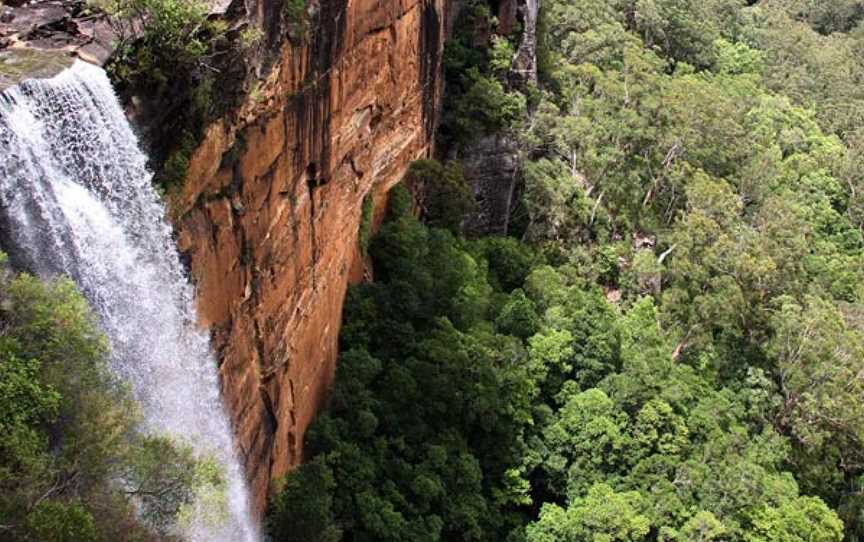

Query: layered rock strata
[173,0,445,514]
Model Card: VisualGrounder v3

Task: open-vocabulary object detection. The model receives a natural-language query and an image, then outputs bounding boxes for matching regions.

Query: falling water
[0,60,258,542]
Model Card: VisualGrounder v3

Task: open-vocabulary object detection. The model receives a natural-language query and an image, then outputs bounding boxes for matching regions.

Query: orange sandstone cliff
[171,0,446,514]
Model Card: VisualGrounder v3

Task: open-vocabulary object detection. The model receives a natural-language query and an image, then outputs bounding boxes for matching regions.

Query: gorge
[0,0,452,533]
[4,0,864,540]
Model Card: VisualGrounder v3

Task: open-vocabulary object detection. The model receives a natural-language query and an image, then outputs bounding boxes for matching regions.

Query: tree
[0,265,211,540]
[768,296,864,475]
[268,458,342,542]
[406,160,476,234]
[526,484,651,542]
[746,497,844,542]
[538,389,630,496]
[677,511,728,542]
[24,500,97,542]
[495,290,541,339]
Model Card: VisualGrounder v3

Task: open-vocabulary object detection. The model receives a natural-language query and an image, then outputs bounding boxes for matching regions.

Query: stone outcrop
[509,0,538,87]
[461,134,520,235]
[0,0,115,90]
[173,0,445,515]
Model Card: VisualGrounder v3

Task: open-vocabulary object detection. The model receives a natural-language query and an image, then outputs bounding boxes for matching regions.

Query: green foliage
[268,458,341,542]
[469,236,538,292]
[440,0,527,146]
[447,68,527,141]
[282,0,309,41]
[268,206,537,541]
[161,131,198,190]
[267,183,851,540]
[358,193,375,256]
[746,497,844,542]
[99,0,221,88]
[495,289,541,339]
[122,436,207,534]
[238,26,265,50]
[0,262,214,540]
[24,500,98,542]
[406,159,476,233]
[489,35,517,75]
[94,0,260,191]
[268,0,864,540]
[526,484,651,542]
[677,511,727,542]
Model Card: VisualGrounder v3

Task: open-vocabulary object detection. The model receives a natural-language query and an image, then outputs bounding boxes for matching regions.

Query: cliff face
[172,0,445,514]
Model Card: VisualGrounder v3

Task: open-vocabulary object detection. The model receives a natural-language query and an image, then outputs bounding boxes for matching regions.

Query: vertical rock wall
[172,0,445,514]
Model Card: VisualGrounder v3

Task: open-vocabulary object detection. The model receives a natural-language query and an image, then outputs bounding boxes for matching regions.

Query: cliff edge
[172,0,445,514]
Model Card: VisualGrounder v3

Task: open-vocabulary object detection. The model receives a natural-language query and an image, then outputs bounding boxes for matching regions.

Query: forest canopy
[268,0,864,541]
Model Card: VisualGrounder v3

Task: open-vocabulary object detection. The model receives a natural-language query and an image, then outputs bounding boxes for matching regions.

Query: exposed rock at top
[0,0,115,90]
[0,48,73,90]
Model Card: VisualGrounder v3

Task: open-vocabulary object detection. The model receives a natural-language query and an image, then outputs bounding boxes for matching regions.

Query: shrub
[0,259,218,539]
[358,194,375,256]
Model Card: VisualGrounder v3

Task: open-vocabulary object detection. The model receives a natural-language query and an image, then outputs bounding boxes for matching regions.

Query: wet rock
[461,134,521,236]
[0,0,116,90]
[0,48,74,91]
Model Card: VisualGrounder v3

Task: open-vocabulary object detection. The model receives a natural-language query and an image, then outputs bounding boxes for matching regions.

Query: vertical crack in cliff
[420,0,442,143]
[307,170,319,292]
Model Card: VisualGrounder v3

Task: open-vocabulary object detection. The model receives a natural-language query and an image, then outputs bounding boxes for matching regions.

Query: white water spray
[0,60,258,542]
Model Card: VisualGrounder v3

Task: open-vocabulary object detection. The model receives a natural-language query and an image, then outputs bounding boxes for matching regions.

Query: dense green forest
[267,0,864,540]
[0,257,221,541]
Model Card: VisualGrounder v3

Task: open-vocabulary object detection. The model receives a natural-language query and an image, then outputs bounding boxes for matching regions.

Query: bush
[358,194,375,256]
[0,260,215,539]
[98,0,219,87]
[405,159,476,234]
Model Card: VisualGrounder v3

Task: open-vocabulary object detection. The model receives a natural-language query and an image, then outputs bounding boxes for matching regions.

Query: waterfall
[0,60,258,542]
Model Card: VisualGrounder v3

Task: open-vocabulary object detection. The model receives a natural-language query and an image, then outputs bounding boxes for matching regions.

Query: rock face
[0,0,116,90]
[509,0,538,87]
[460,0,538,236]
[173,0,445,515]
[461,134,520,235]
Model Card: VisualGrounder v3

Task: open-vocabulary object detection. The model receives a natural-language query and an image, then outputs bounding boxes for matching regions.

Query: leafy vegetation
[404,160,477,234]
[283,0,309,42]
[358,194,376,256]
[440,0,527,146]
[268,0,864,541]
[94,0,222,89]
[90,0,234,190]
[0,258,219,541]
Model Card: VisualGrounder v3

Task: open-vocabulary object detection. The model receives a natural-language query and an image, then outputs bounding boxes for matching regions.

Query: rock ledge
[0,0,115,91]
